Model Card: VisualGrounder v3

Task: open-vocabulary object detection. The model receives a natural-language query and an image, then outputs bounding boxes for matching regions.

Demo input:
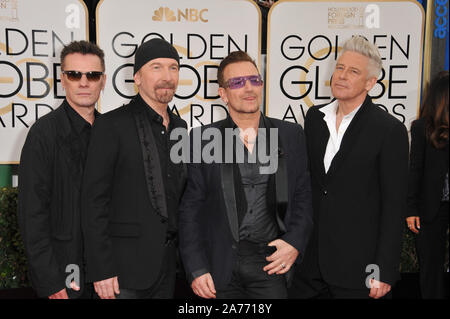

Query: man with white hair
[291,36,409,299]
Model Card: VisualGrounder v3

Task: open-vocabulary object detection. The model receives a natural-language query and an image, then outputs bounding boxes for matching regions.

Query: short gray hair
[339,36,382,79]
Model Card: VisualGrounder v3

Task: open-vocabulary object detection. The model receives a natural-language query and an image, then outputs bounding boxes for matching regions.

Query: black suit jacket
[178,115,313,290]
[81,95,187,289]
[302,96,409,289]
[18,100,89,297]
[407,118,449,222]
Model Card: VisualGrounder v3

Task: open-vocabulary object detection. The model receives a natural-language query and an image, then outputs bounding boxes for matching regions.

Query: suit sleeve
[178,128,210,283]
[407,120,426,218]
[17,126,65,297]
[81,116,119,283]
[376,120,409,285]
[280,125,314,262]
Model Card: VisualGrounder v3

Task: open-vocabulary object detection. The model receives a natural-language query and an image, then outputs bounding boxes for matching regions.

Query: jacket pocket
[108,222,140,237]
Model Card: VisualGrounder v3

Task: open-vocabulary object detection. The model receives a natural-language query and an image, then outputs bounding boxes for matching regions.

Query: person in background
[406,71,449,299]
[18,41,106,299]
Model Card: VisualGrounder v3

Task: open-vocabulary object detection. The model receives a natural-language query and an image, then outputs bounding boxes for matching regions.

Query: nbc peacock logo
[152,7,176,22]
[152,6,208,23]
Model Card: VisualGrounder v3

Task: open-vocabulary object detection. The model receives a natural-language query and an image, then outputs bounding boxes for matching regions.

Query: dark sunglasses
[224,75,263,89]
[62,70,104,82]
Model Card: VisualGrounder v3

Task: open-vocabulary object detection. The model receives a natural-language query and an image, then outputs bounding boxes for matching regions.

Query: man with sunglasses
[81,38,187,299]
[178,51,313,299]
[18,40,105,299]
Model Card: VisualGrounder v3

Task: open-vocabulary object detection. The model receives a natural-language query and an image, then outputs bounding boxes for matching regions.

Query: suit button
[232,244,236,250]
[323,190,328,195]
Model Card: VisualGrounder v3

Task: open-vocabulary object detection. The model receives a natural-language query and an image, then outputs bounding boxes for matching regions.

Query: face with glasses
[218,61,263,116]
[61,53,106,111]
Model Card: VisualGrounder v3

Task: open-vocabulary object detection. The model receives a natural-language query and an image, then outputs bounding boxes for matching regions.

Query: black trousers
[114,242,177,299]
[416,201,449,299]
[216,241,288,299]
[289,232,391,299]
[289,274,390,299]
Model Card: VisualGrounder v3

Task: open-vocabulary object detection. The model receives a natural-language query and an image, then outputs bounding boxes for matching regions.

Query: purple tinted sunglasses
[224,75,263,89]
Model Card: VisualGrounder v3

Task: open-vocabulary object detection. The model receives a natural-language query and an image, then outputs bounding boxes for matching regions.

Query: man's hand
[191,273,216,299]
[94,276,120,299]
[368,279,391,299]
[263,239,299,275]
[70,280,80,291]
[48,288,69,299]
[406,216,420,234]
[48,280,80,299]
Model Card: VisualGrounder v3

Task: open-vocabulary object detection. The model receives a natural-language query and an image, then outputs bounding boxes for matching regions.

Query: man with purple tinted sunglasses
[179,51,313,299]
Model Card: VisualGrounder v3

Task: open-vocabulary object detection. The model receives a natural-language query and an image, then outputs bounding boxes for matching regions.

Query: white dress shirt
[319,100,362,173]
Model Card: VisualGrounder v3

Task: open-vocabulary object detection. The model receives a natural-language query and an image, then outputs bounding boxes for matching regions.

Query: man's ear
[365,76,377,92]
[218,87,228,105]
[101,74,107,91]
[134,72,141,86]
[61,73,66,90]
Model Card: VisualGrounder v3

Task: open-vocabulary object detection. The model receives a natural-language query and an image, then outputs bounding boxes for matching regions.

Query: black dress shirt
[64,102,98,168]
[63,102,99,272]
[142,98,181,235]
[233,116,280,243]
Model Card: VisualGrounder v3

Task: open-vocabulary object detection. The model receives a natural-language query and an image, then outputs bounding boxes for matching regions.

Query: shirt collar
[343,103,362,119]
[229,112,266,129]
[64,100,96,135]
[319,100,362,121]
[319,100,339,121]
[137,94,174,129]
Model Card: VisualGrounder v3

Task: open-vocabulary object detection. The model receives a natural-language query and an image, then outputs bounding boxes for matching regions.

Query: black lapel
[54,101,83,191]
[221,163,240,243]
[326,95,372,180]
[131,98,168,219]
[312,109,329,184]
[263,116,288,232]
[218,117,240,242]
[168,114,188,194]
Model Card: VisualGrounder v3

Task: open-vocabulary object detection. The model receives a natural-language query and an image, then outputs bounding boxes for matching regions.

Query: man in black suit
[18,41,106,299]
[291,36,409,299]
[81,39,187,299]
[178,51,313,299]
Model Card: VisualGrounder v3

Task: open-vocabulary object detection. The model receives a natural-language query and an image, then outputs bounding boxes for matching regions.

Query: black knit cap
[133,38,180,75]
